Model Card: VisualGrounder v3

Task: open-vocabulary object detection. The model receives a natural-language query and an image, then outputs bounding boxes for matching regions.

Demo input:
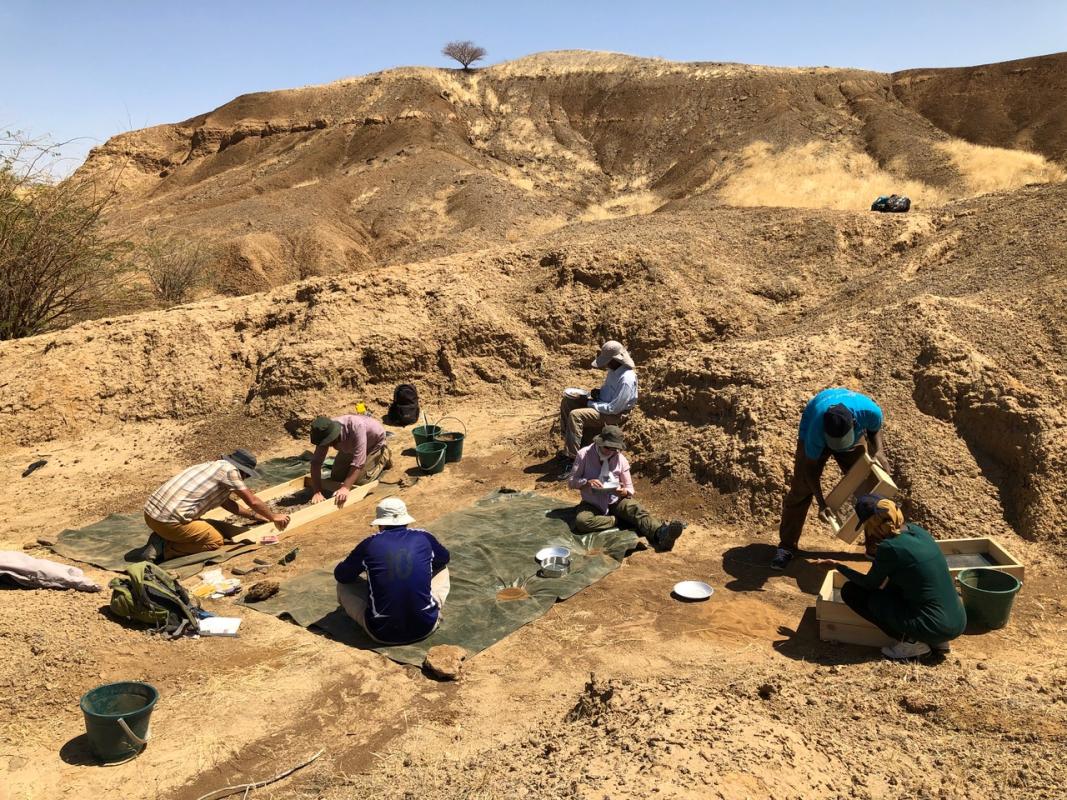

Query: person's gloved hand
[590,388,601,401]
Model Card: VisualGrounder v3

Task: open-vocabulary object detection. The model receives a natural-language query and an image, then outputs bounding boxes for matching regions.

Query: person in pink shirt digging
[309,414,392,508]
[567,426,685,552]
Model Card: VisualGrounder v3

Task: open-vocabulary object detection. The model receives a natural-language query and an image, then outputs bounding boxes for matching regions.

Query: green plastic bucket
[80,681,158,763]
[957,568,1022,630]
[415,441,447,474]
[412,425,441,447]
[434,416,467,463]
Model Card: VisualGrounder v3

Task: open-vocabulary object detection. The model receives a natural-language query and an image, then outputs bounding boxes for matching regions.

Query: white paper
[198,617,242,636]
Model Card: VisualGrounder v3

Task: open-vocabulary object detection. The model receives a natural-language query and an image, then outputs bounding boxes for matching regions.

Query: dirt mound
[330,662,1067,799]
[894,51,1067,163]
[76,51,1065,295]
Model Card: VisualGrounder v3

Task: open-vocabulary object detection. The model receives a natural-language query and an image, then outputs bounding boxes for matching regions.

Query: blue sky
[3,1,1065,170]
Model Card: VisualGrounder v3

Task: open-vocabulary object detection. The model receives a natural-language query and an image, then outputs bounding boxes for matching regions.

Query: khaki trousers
[143,512,244,560]
[573,499,662,540]
[337,568,451,642]
[330,445,390,485]
[559,396,623,458]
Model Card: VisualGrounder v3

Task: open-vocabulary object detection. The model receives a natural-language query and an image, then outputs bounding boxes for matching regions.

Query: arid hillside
[77,51,1065,293]
[894,51,1067,162]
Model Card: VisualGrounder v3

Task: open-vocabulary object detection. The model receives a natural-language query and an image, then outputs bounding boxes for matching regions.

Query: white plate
[563,387,590,399]
[672,581,714,601]
[536,546,572,562]
[598,481,620,491]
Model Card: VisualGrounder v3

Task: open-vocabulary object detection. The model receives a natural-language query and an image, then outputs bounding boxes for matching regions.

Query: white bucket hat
[371,497,415,527]
[592,340,635,370]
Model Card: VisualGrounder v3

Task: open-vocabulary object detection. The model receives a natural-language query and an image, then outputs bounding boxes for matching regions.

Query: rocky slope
[76,51,1065,293]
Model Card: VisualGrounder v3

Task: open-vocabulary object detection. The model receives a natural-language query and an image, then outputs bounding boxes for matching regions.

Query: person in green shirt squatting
[818,494,966,660]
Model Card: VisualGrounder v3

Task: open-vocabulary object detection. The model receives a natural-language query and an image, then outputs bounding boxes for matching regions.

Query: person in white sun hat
[558,339,639,479]
[334,497,451,644]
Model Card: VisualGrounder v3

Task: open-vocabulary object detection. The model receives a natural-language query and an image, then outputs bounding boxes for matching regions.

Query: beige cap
[592,340,635,370]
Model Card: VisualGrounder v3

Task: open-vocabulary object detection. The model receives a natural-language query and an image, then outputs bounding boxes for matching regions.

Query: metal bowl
[539,555,570,578]
[535,546,571,562]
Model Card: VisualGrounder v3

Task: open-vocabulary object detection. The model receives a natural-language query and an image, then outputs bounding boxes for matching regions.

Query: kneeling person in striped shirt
[140,449,290,563]
[335,497,451,644]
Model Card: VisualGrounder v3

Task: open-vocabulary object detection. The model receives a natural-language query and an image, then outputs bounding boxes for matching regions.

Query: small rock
[22,540,38,550]
[900,693,940,714]
[976,662,989,670]
[423,645,468,681]
[36,536,57,547]
[232,564,271,576]
[245,580,280,602]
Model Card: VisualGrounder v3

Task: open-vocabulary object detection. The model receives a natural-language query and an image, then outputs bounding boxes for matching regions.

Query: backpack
[109,562,201,638]
[386,383,420,425]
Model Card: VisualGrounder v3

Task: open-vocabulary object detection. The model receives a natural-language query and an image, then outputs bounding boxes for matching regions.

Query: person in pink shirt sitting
[567,426,685,552]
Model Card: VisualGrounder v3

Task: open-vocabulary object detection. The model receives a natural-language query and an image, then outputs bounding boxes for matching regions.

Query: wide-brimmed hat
[310,415,343,446]
[822,403,856,451]
[594,425,627,450]
[371,496,415,527]
[221,448,261,479]
[592,340,635,370]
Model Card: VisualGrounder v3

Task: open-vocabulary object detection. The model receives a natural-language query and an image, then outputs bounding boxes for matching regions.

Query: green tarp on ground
[241,490,639,665]
[50,456,314,576]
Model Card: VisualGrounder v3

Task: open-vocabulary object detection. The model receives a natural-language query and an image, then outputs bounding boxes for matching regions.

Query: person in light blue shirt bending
[770,388,890,570]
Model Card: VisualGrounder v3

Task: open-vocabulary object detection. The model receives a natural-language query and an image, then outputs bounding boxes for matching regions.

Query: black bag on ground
[385,383,420,425]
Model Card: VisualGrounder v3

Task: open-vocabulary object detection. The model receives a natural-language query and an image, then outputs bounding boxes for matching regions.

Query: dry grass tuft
[718,141,945,211]
[936,139,1066,195]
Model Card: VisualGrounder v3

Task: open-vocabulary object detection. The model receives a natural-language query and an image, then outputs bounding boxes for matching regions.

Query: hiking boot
[652,521,685,552]
[881,639,932,660]
[770,547,793,570]
[137,533,165,564]
[556,460,574,480]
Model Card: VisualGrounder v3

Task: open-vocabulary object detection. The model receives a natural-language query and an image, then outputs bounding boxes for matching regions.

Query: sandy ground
[2,394,1065,800]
